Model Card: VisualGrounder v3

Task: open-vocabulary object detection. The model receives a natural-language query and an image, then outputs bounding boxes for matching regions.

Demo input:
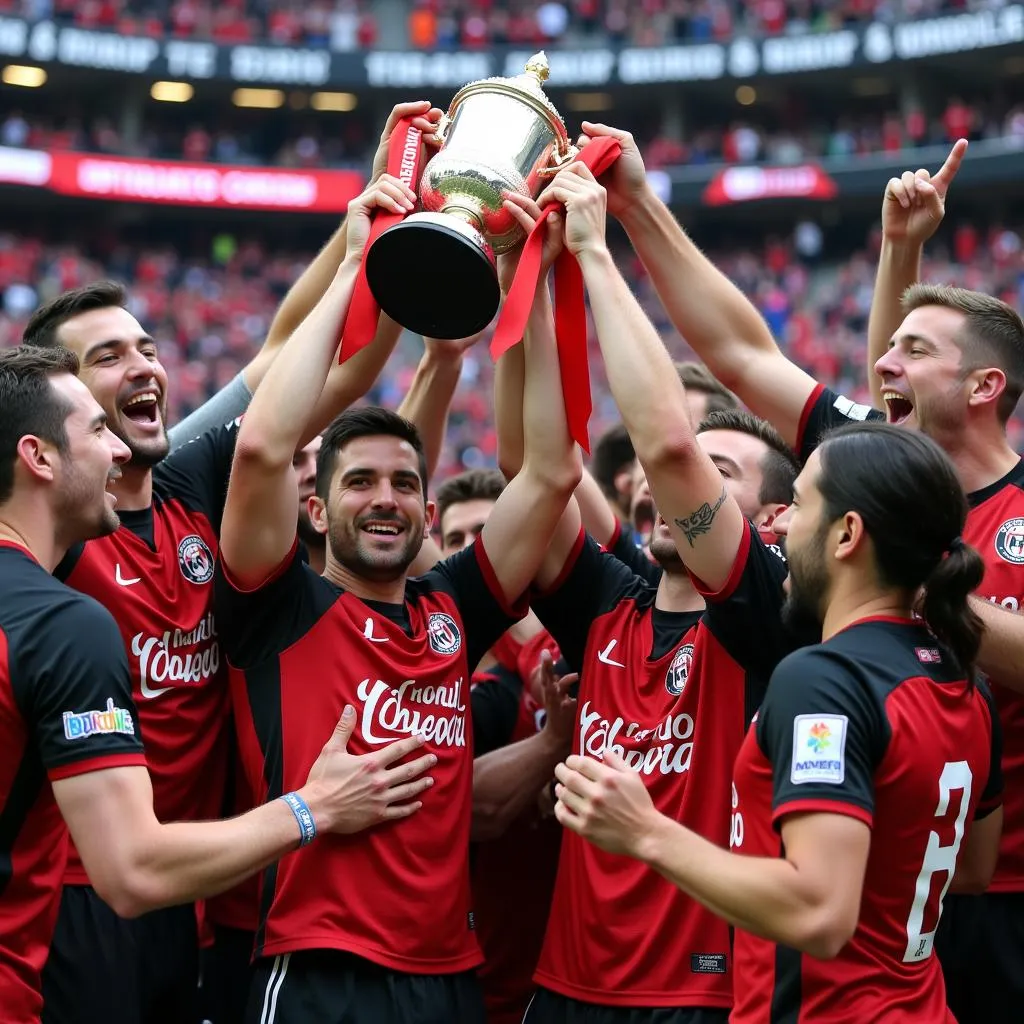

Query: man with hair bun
[557,421,1003,1024]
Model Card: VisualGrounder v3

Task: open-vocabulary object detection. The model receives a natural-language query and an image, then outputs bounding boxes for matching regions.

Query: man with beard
[556,422,1003,1023]
[213,194,580,1022]
[26,166,431,1023]
[576,122,1024,1022]
[491,172,796,1023]
[0,347,436,1024]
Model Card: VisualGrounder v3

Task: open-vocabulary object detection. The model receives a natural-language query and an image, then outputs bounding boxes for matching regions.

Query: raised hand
[535,163,609,259]
[498,193,565,294]
[536,649,578,747]
[344,174,418,260]
[881,139,968,248]
[370,100,446,188]
[575,121,648,220]
[302,705,436,834]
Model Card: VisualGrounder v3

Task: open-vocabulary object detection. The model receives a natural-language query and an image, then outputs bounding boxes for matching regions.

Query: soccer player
[556,422,1003,1023]
[581,123,1024,1022]
[493,170,797,1023]
[0,346,436,1024]
[295,435,326,574]
[214,193,581,1022]
[27,175,420,1024]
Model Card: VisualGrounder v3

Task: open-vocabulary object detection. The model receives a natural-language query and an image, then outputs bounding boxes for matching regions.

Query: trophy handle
[537,142,580,177]
[432,113,452,145]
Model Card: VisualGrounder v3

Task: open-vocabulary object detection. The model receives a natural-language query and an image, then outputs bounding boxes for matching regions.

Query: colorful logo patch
[178,534,214,584]
[63,698,135,741]
[791,714,847,785]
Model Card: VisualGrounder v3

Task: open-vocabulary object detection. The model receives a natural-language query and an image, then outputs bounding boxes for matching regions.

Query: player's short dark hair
[316,407,429,501]
[590,423,635,500]
[675,361,739,414]
[817,421,984,677]
[23,281,129,349]
[697,409,799,506]
[902,284,1024,424]
[435,469,506,527]
[0,346,80,504]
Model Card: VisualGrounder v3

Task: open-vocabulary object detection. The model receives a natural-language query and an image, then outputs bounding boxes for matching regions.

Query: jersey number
[903,760,973,963]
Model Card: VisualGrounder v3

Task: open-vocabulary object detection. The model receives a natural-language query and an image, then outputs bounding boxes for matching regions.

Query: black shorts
[201,926,256,1024]
[937,891,1024,1024]
[524,989,730,1024]
[244,950,485,1024]
[41,885,199,1024]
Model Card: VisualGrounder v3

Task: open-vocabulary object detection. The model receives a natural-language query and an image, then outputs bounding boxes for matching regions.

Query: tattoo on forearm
[674,488,728,547]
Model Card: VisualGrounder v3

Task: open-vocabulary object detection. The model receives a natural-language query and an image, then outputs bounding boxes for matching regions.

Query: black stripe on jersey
[0,752,45,899]
[245,658,285,957]
[770,943,801,1024]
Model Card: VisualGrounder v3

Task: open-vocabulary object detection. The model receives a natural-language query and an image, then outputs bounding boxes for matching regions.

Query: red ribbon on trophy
[337,116,424,363]
[490,135,621,453]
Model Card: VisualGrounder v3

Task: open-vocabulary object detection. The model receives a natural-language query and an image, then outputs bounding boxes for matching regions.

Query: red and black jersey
[0,542,146,1023]
[55,421,237,883]
[532,524,789,1008]
[731,617,1002,1023]
[795,383,883,465]
[214,539,524,973]
[470,640,564,1024]
[799,383,1024,890]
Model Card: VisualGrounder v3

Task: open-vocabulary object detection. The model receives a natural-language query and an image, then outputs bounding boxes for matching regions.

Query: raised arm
[533,166,744,592]
[866,140,967,407]
[221,176,416,587]
[577,122,817,449]
[480,219,583,603]
[968,597,1024,694]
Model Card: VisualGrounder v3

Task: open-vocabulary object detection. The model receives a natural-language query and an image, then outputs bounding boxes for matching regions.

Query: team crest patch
[177,534,214,584]
[427,612,462,656]
[665,644,694,696]
[995,518,1024,564]
[790,714,847,785]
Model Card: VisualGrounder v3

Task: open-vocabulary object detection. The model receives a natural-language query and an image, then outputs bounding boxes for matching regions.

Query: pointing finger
[934,138,968,191]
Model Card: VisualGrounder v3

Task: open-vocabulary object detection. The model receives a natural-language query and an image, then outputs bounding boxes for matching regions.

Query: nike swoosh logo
[363,618,390,643]
[115,564,141,586]
[597,639,625,668]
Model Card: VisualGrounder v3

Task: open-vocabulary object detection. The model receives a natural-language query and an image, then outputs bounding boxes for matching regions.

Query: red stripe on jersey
[964,462,1024,889]
[796,381,827,458]
[219,538,300,593]
[772,798,874,829]
[61,497,230,884]
[475,537,530,619]
[533,528,586,599]
[47,752,148,782]
[688,515,752,600]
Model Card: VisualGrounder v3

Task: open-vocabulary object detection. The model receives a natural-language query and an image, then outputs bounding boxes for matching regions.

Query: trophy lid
[449,51,569,139]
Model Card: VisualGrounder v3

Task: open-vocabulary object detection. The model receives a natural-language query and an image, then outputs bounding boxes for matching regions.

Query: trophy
[365,52,578,340]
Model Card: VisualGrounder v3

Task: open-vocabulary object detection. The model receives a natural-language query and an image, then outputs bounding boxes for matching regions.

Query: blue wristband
[280,792,317,846]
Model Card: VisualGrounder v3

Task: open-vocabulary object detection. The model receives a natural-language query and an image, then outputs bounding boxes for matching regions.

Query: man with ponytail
[553,422,1003,1023]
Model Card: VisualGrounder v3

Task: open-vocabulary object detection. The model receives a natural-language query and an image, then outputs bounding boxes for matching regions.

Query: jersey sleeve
[796,383,884,465]
[976,679,1004,819]
[154,418,241,534]
[691,521,802,688]
[214,543,328,670]
[23,597,147,781]
[471,665,525,757]
[606,520,663,587]
[423,540,530,676]
[756,647,888,829]
[531,531,653,674]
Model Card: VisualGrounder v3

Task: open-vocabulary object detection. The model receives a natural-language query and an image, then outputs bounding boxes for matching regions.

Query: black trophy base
[366,215,500,340]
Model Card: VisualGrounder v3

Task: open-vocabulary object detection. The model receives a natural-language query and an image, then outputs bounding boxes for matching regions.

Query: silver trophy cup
[365,52,578,340]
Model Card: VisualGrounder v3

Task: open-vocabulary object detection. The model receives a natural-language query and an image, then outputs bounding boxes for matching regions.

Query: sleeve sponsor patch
[791,714,847,785]
[832,395,874,421]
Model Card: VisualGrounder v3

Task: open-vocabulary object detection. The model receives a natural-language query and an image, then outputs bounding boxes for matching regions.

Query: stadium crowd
[2,95,1024,1024]
[0,0,994,46]
[1,213,1021,476]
